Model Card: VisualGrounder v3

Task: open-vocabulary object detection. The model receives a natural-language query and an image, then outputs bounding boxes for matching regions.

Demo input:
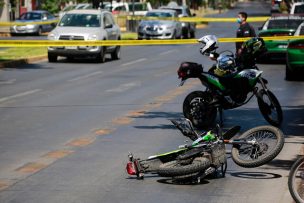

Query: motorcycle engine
[230,92,247,104]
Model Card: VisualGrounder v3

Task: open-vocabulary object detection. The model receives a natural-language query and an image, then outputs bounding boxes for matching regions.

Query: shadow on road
[229,171,282,179]
[131,105,304,138]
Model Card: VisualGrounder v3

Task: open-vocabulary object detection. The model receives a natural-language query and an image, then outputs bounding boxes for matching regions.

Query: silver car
[47,9,121,63]
[10,10,57,36]
[160,5,196,38]
[137,9,182,40]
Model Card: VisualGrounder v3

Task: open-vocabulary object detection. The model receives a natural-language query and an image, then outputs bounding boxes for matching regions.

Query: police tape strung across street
[0,36,303,47]
[0,16,270,27]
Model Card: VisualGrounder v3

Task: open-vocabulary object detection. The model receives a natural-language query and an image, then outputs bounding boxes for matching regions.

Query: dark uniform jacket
[236,22,256,51]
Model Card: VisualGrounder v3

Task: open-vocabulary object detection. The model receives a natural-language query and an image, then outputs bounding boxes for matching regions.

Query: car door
[103,13,118,50]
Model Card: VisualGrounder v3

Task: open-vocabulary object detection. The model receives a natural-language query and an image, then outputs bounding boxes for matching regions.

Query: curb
[0,55,47,68]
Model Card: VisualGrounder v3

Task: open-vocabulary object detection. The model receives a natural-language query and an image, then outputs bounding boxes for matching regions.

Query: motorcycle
[126,118,284,183]
[177,35,283,128]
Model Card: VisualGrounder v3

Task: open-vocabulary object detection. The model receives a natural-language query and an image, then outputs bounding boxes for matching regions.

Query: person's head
[237,12,247,24]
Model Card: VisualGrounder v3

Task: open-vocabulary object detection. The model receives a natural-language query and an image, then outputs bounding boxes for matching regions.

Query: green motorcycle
[178,36,283,128]
[126,119,284,183]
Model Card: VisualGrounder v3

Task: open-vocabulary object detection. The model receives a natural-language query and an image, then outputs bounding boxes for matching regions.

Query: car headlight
[26,24,35,29]
[88,34,97,41]
[48,33,58,40]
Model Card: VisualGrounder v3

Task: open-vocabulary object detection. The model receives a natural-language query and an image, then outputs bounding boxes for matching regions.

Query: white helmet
[198,35,219,55]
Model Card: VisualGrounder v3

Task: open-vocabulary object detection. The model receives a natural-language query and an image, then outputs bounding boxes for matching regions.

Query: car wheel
[37,27,42,36]
[190,31,195,39]
[96,47,106,63]
[285,64,295,81]
[182,29,189,39]
[67,56,74,62]
[48,53,57,63]
[172,31,176,39]
[111,46,121,60]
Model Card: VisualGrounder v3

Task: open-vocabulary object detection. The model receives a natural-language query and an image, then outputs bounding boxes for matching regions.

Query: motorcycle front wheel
[231,125,284,168]
[257,89,283,127]
[288,156,304,203]
[183,91,217,128]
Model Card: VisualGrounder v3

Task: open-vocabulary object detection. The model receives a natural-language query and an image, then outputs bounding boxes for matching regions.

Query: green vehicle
[258,29,295,58]
[286,22,304,81]
[258,15,304,60]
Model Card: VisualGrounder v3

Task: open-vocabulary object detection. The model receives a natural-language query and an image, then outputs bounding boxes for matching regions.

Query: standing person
[236,12,256,56]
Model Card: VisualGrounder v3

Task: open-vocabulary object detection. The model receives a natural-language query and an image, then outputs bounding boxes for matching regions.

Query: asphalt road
[0,1,304,203]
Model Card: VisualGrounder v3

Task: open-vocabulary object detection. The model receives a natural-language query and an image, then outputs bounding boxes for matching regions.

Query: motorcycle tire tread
[157,157,211,177]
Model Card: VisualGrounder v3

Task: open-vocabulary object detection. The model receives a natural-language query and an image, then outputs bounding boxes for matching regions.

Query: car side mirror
[105,24,113,29]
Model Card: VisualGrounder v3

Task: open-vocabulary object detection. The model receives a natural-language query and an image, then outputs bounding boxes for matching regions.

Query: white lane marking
[159,49,178,55]
[121,58,147,67]
[0,79,16,85]
[68,71,103,82]
[106,82,141,93]
[0,89,42,103]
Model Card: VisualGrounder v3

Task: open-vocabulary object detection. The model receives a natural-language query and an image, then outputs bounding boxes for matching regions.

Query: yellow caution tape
[0,36,303,47]
[0,20,58,26]
[0,16,269,27]
[121,16,269,23]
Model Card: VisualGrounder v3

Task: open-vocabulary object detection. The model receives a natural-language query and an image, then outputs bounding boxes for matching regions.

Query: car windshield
[168,8,182,15]
[294,5,304,13]
[59,14,100,27]
[19,12,42,20]
[268,19,303,30]
[146,12,173,17]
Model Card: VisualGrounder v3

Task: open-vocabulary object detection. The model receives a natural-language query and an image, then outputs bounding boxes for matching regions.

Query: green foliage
[40,0,88,14]
[0,0,5,8]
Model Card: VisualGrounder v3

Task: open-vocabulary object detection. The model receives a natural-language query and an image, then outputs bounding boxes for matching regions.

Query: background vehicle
[258,15,304,59]
[126,119,284,182]
[137,9,182,40]
[160,4,196,38]
[290,2,304,14]
[104,2,152,15]
[286,22,304,80]
[10,10,57,36]
[58,3,94,18]
[288,156,304,203]
[47,9,121,63]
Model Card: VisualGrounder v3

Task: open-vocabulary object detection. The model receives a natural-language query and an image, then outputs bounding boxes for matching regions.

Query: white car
[48,9,121,63]
[104,2,152,15]
[290,2,304,14]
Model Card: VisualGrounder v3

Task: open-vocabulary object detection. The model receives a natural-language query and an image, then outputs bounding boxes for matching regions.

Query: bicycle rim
[289,159,304,203]
[237,130,279,161]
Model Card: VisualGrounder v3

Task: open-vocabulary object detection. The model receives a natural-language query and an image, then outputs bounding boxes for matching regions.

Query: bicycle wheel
[288,156,304,203]
[231,125,284,168]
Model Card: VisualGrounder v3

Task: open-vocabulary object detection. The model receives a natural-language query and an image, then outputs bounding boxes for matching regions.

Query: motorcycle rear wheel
[157,157,211,177]
[257,89,283,127]
[231,125,284,168]
[183,91,217,128]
